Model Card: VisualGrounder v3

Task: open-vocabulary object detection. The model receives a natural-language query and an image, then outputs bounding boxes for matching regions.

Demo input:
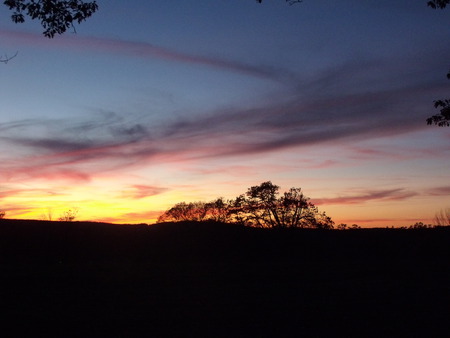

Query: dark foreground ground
[1,219,449,337]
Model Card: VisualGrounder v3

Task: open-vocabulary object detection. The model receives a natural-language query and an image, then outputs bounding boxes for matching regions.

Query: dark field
[1,219,449,337]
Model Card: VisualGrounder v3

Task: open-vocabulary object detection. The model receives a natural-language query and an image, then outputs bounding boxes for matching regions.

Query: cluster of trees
[336,223,361,230]
[0,208,79,221]
[403,222,436,229]
[403,210,450,228]
[158,181,334,229]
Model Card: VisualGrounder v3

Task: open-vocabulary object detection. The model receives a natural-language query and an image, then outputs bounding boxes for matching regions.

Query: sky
[0,0,449,226]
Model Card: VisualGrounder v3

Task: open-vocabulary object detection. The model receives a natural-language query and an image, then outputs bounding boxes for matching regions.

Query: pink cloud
[0,29,290,82]
[426,186,450,196]
[98,210,163,224]
[313,188,417,205]
[0,188,65,200]
[122,185,168,199]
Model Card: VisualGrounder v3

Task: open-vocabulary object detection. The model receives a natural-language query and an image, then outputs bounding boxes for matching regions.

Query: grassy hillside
[1,219,449,337]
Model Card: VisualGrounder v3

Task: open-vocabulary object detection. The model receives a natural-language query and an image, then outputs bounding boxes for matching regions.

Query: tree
[0,210,5,219]
[157,198,234,223]
[203,197,231,223]
[427,0,450,9]
[157,201,205,222]
[3,0,98,38]
[39,207,54,221]
[434,208,450,226]
[157,182,333,229]
[229,181,334,229]
[409,221,434,229]
[427,97,450,127]
[58,208,78,221]
[0,51,18,64]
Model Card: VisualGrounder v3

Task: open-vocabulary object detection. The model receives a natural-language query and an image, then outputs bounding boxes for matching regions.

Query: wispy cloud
[104,210,164,224]
[314,188,417,205]
[0,30,295,83]
[0,43,448,181]
[0,187,64,199]
[121,185,168,199]
[426,186,450,196]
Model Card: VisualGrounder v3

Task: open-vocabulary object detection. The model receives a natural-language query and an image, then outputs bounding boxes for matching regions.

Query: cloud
[122,185,168,199]
[99,210,163,224]
[0,187,66,200]
[0,30,295,83]
[313,188,417,205]
[1,43,448,179]
[426,186,450,196]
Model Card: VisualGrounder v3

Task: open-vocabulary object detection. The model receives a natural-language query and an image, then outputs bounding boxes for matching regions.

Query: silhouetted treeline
[158,181,334,229]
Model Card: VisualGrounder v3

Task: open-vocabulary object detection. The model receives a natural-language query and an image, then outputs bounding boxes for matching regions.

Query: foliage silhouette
[435,208,450,226]
[58,207,78,221]
[336,223,361,230]
[0,210,5,219]
[157,198,232,223]
[3,0,98,38]
[408,221,434,229]
[230,181,334,229]
[427,0,450,8]
[427,98,450,126]
[158,181,334,229]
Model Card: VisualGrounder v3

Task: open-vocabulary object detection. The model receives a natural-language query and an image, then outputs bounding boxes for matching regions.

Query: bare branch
[0,51,18,64]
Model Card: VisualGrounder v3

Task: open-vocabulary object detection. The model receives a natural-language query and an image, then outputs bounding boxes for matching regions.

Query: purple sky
[0,0,449,226]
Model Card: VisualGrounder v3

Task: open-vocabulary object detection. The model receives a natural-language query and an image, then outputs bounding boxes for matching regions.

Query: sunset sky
[0,0,449,226]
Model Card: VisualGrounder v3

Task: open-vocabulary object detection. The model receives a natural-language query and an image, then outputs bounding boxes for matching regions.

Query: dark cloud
[12,137,94,153]
[313,189,418,205]
[426,186,450,196]
[0,30,296,84]
[1,46,449,176]
[110,124,150,143]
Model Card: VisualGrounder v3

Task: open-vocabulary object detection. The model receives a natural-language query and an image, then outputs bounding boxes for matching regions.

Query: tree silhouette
[434,208,450,226]
[3,0,98,38]
[157,201,207,223]
[427,99,450,126]
[0,51,18,64]
[230,181,333,229]
[409,221,434,229]
[157,198,232,223]
[158,182,334,229]
[427,0,450,8]
[58,208,78,221]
